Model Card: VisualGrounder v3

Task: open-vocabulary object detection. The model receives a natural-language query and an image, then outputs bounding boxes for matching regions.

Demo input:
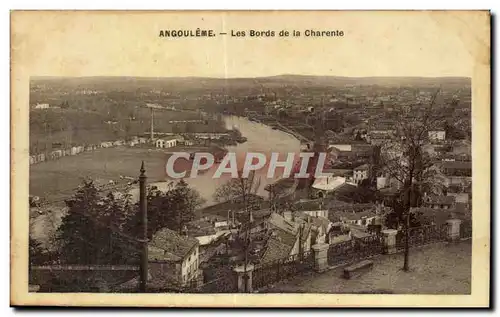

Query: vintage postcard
[10,10,490,307]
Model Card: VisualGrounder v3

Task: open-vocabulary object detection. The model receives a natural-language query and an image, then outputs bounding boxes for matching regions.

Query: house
[264,178,299,200]
[422,195,456,210]
[186,217,231,246]
[156,136,179,149]
[292,199,329,218]
[293,211,333,245]
[265,213,312,256]
[311,176,353,198]
[259,235,295,264]
[353,164,370,185]
[352,144,373,160]
[100,141,114,148]
[329,147,356,161]
[148,228,200,287]
[182,138,195,146]
[331,210,380,227]
[447,192,470,205]
[441,161,472,177]
[428,130,446,142]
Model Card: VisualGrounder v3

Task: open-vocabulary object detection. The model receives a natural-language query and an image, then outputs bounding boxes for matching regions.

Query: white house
[312,176,347,192]
[156,137,178,149]
[353,164,370,185]
[428,130,446,141]
[148,228,200,287]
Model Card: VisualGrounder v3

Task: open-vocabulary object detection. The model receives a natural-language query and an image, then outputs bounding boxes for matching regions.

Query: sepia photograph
[10,10,490,307]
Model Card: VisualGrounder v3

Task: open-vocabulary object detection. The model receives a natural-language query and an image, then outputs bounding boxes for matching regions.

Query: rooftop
[149,228,199,262]
[259,237,294,264]
[354,164,370,171]
[312,176,347,191]
[264,178,298,195]
[423,195,456,206]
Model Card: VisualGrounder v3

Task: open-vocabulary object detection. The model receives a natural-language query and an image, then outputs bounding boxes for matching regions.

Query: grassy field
[29,107,226,154]
[29,147,173,202]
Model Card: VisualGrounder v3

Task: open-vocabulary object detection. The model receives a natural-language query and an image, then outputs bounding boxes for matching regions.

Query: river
[138,115,301,205]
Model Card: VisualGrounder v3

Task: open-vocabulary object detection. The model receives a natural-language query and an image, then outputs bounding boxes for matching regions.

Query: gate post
[382,229,398,254]
[312,243,329,272]
[446,219,462,242]
[233,264,254,293]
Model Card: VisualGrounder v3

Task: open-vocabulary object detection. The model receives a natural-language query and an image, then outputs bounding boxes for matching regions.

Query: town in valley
[28,75,472,294]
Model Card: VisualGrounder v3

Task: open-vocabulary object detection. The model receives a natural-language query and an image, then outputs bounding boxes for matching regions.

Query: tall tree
[57,180,138,265]
[380,89,450,271]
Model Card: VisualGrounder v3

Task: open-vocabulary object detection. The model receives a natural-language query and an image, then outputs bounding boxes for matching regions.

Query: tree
[128,180,204,238]
[29,237,47,266]
[57,180,137,265]
[169,179,204,234]
[213,170,262,293]
[380,89,450,271]
[213,170,261,207]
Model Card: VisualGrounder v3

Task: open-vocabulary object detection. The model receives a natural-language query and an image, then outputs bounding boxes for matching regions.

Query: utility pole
[139,161,148,292]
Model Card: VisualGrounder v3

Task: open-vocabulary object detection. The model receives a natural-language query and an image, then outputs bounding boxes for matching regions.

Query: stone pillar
[382,229,398,254]
[312,243,329,272]
[233,264,254,293]
[446,219,462,242]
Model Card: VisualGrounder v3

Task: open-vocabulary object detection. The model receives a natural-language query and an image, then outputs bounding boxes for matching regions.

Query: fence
[184,265,238,293]
[327,234,384,266]
[252,251,315,290]
[395,223,448,252]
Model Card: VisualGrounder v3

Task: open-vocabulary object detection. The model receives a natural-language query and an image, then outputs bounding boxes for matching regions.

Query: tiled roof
[268,213,298,234]
[272,228,298,248]
[260,237,293,264]
[149,228,198,262]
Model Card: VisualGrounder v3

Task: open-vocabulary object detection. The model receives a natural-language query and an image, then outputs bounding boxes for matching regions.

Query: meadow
[29,147,172,202]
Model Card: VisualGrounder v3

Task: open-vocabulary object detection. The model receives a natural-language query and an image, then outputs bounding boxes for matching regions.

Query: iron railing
[327,234,384,266]
[183,265,238,293]
[395,223,448,251]
[252,251,314,290]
